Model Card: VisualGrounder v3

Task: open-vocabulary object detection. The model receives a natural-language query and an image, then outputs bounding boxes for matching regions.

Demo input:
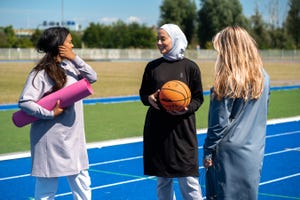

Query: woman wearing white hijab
[139,24,204,200]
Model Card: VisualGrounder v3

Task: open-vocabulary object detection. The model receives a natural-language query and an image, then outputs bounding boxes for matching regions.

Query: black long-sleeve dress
[139,57,204,177]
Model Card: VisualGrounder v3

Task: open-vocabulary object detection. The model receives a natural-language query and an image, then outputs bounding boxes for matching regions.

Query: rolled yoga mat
[12,78,94,127]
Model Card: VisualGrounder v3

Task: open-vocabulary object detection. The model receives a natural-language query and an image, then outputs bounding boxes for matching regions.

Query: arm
[59,45,97,83]
[139,64,154,106]
[71,56,97,83]
[18,71,62,119]
[186,63,204,114]
[203,91,234,161]
[170,62,204,116]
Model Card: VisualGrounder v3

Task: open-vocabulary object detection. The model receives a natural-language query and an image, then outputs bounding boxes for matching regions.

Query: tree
[197,0,249,48]
[110,20,131,48]
[82,21,156,48]
[268,27,295,49]
[70,30,82,48]
[0,28,10,48]
[127,23,156,48]
[82,23,110,48]
[285,0,300,48]
[30,29,42,47]
[0,26,18,48]
[15,38,33,48]
[250,8,271,49]
[159,0,197,45]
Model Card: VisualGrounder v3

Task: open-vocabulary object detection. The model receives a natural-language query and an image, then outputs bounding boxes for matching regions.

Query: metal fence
[0,48,299,61]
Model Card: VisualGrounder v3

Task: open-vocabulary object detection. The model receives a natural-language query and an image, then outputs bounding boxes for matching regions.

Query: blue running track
[0,117,300,200]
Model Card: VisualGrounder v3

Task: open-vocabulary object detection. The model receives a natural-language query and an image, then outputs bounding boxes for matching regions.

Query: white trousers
[34,170,91,200]
[157,176,203,200]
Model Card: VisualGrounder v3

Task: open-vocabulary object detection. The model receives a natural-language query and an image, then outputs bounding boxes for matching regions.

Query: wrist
[68,53,76,60]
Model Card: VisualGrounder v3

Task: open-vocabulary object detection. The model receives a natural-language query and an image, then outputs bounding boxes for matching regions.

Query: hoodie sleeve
[18,71,55,119]
[71,55,98,83]
[203,90,234,160]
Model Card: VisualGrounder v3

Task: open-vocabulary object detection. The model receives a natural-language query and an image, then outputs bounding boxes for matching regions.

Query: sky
[0,0,289,30]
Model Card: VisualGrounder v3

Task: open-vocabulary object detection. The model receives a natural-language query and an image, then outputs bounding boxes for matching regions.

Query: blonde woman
[203,26,270,200]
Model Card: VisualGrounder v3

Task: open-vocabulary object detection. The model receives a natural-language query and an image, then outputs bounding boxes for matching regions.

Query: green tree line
[0,0,299,49]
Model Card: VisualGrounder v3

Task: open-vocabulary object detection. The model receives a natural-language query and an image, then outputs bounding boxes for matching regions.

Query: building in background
[15,20,80,38]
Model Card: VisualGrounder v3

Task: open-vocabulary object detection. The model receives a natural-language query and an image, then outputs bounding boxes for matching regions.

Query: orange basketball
[159,80,191,111]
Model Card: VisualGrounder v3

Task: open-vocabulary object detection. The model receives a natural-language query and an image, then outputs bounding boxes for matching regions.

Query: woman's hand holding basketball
[159,80,191,112]
[148,90,160,110]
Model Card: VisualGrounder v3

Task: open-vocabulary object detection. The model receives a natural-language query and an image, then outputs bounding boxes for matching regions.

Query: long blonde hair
[212,26,264,100]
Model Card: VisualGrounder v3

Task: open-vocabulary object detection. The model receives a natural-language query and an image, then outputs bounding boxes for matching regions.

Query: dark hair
[33,27,70,92]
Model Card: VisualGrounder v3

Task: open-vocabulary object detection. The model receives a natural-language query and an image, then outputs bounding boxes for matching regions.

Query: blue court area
[0,117,299,200]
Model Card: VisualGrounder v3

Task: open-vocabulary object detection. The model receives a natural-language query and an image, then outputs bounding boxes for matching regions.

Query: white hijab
[160,24,188,61]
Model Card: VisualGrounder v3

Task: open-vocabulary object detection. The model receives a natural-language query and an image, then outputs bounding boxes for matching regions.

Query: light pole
[61,0,64,26]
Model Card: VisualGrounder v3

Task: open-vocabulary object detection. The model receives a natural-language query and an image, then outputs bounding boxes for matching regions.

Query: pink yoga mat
[12,78,94,127]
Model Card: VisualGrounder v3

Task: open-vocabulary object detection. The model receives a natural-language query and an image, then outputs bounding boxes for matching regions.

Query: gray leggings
[34,170,91,200]
[157,176,203,200]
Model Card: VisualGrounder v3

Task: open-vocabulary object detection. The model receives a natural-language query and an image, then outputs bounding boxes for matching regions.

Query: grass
[0,89,300,154]
[0,60,299,154]
[1,60,300,104]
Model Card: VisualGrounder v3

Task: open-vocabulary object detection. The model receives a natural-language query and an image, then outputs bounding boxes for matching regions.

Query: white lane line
[266,130,300,138]
[265,147,300,156]
[55,172,300,198]
[2,145,300,181]
[1,119,300,181]
[259,173,300,186]
[0,173,30,181]
[55,176,156,198]
[1,116,299,161]
[89,156,142,167]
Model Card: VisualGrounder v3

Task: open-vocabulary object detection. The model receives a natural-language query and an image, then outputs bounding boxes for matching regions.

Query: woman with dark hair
[18,27,97,200]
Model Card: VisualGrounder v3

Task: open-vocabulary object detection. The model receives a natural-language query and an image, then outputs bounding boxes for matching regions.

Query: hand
[58,45,76,60]
[53,100,64,117]
[148,90,160,110]
[203,158,213,168]
[167,107,188,115]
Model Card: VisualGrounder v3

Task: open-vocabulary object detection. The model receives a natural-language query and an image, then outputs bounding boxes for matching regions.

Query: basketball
[159,80,191,111]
